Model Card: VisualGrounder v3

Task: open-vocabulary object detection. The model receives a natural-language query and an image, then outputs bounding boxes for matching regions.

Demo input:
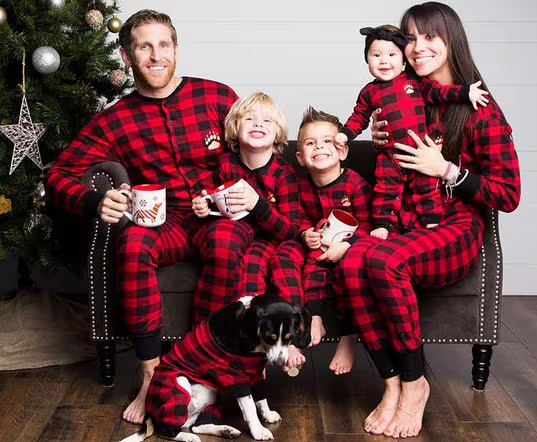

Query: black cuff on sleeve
[367,347,400,379]
[456,171,481,199]
[228,383,253,398]
[133,330,162,361]
[460,84,470,102]
[373,220,396,232]
[81,190,105,217]
[252,380,268,402]
[341,126,356,141]
[251,198,271,218]
[397,346,425,382]
[421,214,441,225]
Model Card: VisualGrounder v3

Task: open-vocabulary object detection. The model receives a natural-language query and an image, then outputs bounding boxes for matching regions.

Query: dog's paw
[220,425,241,439]
[250,424,274,440]
[175,432,202,442]
[261,410,281,424]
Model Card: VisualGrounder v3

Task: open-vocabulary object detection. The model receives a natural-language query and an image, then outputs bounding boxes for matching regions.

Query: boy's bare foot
[364,376,401,434]
[329,335,356,375]
[383,376,430,438]
[310,315,326,346]
[283,345,306,372]
[122,357,160,424]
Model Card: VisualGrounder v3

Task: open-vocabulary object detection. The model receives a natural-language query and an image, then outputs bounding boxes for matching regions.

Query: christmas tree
[0,0,132,283]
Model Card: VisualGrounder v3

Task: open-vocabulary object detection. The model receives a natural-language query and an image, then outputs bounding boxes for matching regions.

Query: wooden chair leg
[472,344,493,391]
[97,341,116,387]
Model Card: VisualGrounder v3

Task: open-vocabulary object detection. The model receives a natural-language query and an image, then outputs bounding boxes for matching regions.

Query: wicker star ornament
[0,52,47,175]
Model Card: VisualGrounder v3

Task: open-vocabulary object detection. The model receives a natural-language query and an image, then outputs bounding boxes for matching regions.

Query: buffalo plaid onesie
[191,152,301,324]
[338,99,520,382]
[146,319,267,438]
[341,72,471,231]
[46,77,238,360]
[297,169,372,319]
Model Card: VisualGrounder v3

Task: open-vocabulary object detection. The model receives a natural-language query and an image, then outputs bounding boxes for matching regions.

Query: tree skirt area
[0,290,95,370]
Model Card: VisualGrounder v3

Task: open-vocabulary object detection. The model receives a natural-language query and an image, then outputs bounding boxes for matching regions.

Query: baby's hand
[192,190,210,218]
[469,81,489,110]
[303,227,322,249]
[370,227,388,239]
[335,132,348,150]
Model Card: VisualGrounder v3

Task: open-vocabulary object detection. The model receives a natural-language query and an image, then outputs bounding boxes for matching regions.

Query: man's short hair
[224,92,288,154]
[297,106,342,147]
[119,9,178,53]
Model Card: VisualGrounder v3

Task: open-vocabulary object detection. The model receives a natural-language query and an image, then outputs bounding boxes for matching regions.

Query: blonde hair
[224,92,288,154]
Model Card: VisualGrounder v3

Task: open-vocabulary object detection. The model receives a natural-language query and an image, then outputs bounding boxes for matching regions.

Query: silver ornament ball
[0,6,7,26]
[32,46,61,74]
[46,0,66,10]
[85,9,104,29]
[110,69,127,87]
[107,17,123,33]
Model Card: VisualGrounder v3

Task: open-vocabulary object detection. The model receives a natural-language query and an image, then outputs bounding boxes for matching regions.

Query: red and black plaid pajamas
[147,320,266,438]
[340,100,520,381]
[46,77,238,360]
[295,170,372,318]
[191,152,301,323]
[342,73,470,230]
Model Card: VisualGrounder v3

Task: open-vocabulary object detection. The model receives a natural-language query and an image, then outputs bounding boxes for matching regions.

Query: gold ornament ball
[85,9,104,29]
[107,17,123,33]
[0,6,7,26]
[110,69,127,87]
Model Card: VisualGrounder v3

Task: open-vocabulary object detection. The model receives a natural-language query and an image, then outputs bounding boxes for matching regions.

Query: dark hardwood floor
[1,296,537,442]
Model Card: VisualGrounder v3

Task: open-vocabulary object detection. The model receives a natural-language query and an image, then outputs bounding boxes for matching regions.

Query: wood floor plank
[490,341,537,431]
[459,422,537,442]
[501,297,537,357]
[0,366,75,442]
[425,343,527,423]
[38,404,121,442]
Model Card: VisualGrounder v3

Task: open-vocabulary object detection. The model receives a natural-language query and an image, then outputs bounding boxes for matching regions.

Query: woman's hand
[371,108,389,146]
[393,130,448,178]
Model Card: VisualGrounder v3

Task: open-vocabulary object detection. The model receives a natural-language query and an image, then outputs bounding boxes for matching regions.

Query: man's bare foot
[282,345,306,373]
[310,315,326,346]
[364,376,401,434]
[329,335,356,375]
[122,357,160,424]
[383,376,430,438]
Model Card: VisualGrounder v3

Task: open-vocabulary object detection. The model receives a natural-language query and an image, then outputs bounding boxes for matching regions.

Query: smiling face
[404,19,452,84]
[120,22,178,98]
[237,102,278,153]
[296,121,348,175]
[367,39,405,82]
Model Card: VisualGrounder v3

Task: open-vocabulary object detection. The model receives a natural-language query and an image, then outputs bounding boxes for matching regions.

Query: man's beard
[131,60,176,91]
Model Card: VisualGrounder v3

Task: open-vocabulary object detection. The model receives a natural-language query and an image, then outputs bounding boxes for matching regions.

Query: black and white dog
[120,294,311,442]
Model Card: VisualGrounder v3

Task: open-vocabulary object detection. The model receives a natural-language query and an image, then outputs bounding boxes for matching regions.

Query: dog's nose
[273,357,286,368]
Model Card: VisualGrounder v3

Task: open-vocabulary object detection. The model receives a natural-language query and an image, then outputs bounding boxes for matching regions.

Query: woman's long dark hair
[400,2,486,162]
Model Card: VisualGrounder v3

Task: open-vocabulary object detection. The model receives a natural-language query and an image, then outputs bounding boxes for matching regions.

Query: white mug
[119,184,166,227]
[315,209,358,251]
[203,178,249,220]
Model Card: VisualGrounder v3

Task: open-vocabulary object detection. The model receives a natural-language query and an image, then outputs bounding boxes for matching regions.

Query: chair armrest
[81,162,131,340]
[479,208,503,344]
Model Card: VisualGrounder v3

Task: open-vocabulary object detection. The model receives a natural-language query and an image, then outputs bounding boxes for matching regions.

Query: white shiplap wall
[118,0,537,295]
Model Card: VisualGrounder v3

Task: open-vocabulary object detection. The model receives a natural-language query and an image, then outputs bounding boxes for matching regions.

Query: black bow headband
[359,26,407,62]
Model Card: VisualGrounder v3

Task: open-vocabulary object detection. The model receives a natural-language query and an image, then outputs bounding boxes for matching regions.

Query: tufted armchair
[81,141,502,390]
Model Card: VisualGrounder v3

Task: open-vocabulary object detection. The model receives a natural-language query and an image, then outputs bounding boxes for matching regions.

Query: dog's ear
[292,304,312,349]
[239,302,265,351]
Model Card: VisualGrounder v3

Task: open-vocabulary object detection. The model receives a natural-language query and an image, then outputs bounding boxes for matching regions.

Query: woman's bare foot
[310,315,326,346]
[383,376,430,438]
[122,357,160,424]
[329,335,356,375]
[364,376,401,434]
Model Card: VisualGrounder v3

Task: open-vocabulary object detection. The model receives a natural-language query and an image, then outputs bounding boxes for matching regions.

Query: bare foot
[122,357,160,424]
[329,335,356,375]
[364,376,401,434]
[383,376,430,438]
[310,315,326,346]
[282,345,306,373]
